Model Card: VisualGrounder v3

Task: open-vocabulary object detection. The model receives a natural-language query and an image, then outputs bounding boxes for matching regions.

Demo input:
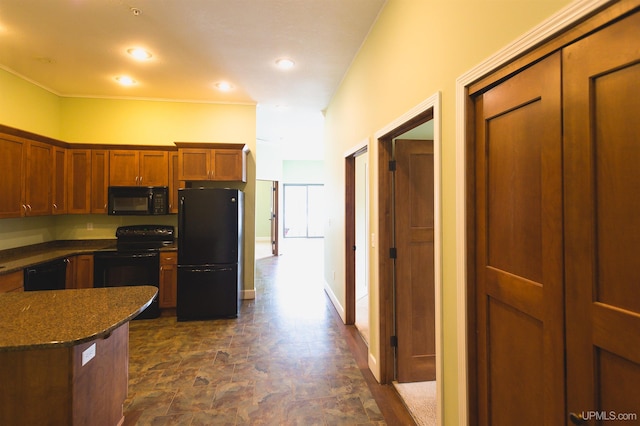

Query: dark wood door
[474,53,565,425]
[563,11,640,422]
[395,139,435,382]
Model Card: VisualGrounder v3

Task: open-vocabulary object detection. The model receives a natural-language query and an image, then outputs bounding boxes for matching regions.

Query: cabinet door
[212,149,245,181]
[139,151,168,186]
[52,146,67,215]
[159,252,177,308]
[67,149,91,214]
[25,141,52,216]
[178,148,210,180]
[109,150,139,186]
[75,255,94,289]
[0,136,26,218]
[65,257,76,289]
[168,152,182,213]
[91,150,109,213]
[0,271,24,293]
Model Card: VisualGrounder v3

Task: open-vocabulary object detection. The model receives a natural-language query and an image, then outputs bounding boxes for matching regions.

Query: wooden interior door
[395,139,435,382]
[563,11,640,423]
[473,53,565,424]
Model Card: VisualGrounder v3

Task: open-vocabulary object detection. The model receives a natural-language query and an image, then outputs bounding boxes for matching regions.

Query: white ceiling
[0,0,386,158]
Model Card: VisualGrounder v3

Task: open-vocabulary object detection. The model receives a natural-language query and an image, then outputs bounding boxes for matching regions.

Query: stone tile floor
[124,239,386,425]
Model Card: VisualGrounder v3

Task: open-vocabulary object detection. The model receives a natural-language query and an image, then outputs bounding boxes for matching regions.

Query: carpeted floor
[393,381,437,426]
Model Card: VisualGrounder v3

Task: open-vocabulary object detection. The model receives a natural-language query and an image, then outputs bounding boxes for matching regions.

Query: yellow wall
[323,0,572,423]
[0,71,257,292]
[0,69,61,138]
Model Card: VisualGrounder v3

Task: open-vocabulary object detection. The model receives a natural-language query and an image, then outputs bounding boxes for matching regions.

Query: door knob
[569,412,587,425]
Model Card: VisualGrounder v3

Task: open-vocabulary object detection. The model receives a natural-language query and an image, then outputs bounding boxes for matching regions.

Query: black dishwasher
[24,258,67,291]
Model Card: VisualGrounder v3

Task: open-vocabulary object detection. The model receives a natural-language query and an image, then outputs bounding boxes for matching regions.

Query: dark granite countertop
[0,240,177,276]
[0,286,157,352]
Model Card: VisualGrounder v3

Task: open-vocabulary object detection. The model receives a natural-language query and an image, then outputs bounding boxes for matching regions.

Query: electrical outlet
[87,222,93,230]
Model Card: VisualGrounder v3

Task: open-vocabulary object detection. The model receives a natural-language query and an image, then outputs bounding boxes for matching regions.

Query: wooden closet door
[474,52,564,425]
[564,11,640,423]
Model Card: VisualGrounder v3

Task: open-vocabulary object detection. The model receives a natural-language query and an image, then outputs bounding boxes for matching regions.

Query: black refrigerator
[177,188,244,321]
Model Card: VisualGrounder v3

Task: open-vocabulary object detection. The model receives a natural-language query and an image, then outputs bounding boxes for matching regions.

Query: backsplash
[0,214,177,251]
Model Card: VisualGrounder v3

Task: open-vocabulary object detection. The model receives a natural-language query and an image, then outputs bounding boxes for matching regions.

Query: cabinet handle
[22,204,27,214]
[139,176,143,184]
[53,203,58,210]
[135,176,139,184]
[27,204,32,212]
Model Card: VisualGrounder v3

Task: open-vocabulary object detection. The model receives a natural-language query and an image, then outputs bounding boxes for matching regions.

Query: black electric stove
[94,225,175,319]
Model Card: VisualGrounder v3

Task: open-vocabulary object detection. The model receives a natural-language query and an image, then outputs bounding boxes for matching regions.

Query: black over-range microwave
[108,186,169,215]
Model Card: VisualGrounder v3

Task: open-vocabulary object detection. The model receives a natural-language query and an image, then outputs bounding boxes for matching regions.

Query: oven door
[94,251,160,319]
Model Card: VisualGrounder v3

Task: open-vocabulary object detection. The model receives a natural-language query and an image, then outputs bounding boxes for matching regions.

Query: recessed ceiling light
[275,58,295,70]
[215,81,233,92]
[115,75,137,86]
[127,48,152,60]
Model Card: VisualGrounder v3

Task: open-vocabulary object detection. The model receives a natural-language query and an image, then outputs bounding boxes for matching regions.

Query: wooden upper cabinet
[0,135,26,218]
[176,143,247,182]
[0,134,54,218]
[168,152,182,214]
[109,150,168,186]
[109,150,139,186]
[140,151,169,186]
[177,148,210,181]
[24,140,52,216]
[52,146,67,215]
[91,150,109,214]
[67,149,91,214]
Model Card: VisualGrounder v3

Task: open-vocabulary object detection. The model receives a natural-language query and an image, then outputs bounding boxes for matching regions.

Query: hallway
[123,239,415,425]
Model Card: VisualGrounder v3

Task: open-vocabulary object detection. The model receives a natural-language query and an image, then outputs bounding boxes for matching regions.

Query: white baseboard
[324,280,346,323]
[241,289,256,300]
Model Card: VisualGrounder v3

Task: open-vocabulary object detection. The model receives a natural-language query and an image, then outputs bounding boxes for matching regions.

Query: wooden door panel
[395,139,435,383]
[486,105,542,282]
[488,299,543,426]
[593,63,640,313]
[563,11,640,419]
[475,52,564,424]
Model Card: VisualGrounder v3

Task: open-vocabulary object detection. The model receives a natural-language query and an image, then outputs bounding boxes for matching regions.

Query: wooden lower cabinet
[0,271,23,293]
[0,323,129,426]
[159,252,177,308]
[66,255,94,289]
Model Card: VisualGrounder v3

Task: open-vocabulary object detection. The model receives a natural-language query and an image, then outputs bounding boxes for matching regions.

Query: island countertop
[0,286,157,352]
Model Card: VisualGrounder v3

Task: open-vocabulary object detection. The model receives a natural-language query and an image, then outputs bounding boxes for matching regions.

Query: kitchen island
[0,286,157,426]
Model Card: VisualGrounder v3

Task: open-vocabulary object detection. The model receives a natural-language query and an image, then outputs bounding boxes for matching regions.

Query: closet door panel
[474,52,564,425]
[564,10,640,419]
